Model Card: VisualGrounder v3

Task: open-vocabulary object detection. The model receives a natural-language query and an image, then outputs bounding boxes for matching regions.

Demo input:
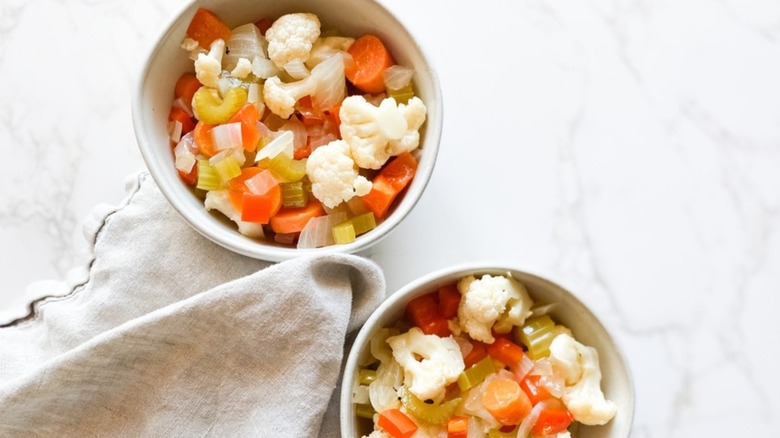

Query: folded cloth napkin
[0,172,385,437]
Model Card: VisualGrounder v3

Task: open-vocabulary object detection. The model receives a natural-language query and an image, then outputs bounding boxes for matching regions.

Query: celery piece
[358,368,377,386]
[193,87,247,124]
[402,391,462,426]
[213,156,242,182]
[387,83,415,105]
[280,181,309,208]
[351,212,377,236]
[488,429,517,438]
[354,403,375,420]
[515,315,557,360]
[267,153,307,183]
[457,356,495,392]
[196,160,223,191]
[332,221,356,245]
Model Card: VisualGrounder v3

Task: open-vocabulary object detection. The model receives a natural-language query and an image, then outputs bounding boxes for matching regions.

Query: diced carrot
[293,144,312,160]
[227,167,264,211]
[270,199,325,234]
[481,378,533,426]
[377,408,418,438]
[178,166,197,186]
[438,284,461,319]
[487,338,526,368]
[462,340,488,369]
[326,102,342,130]
[296,96,325,127]
[360,176,396,220]
[168,106,195,135]
[519,374,552,405]
[186,8,232,48]
[531,399,573,436]
[241,186,281,223]
[381,152,418,192]
[193,121,217,157]
[174,73,202,105]
[254,17,274,35]
[345,34,395,94]
[406,292,450,337]
[447,416,468,438]
[228,103,262,152]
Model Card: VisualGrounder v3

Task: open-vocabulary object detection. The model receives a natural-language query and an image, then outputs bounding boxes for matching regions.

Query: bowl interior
[341,265,634,437]
[133,0,442,261]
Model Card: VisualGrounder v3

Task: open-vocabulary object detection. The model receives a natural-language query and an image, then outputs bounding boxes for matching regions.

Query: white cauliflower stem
[339,95,427,169]
[549,334,617,425]
[457,274,534,343]
[265,13,320,69]
[204,190,264,238]
[306,140,372,208]
[263,53,345,119]
[194,38,225,89]
[387,327,464,401]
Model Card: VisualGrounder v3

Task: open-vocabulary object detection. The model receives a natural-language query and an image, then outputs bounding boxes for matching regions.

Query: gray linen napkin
[0,172,385,437]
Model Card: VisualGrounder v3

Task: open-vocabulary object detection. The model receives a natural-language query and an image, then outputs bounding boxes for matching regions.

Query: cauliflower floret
[549,334,617,425]
[230,57,253,79]
[339,95,427,169]
[263,53,345,119]
[457,274,533,344]
[306,140,372,208]
[204,190,264,238]
[194,38,225,89]
[265,13,320,69]
[387,327,464,401]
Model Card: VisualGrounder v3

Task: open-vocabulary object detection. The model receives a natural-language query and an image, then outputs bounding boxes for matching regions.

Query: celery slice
[457,356,495,392]
[193,87,247,124]
[354,403,375,419]
[515,315,557,360]
[265,153,307,182]
[196,160,223,191]
[332,221,356,244]
[351,212,377,236]
[402,391,462,426]
[358,368,377,386]
[280,181,309,208]
[488,429,517,438]
[212,156,242,181]
[387,83,415,105]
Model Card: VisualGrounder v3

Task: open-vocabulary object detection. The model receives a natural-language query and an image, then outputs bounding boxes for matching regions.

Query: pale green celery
[332,221,356,244]
[354,403,375,419]
[213,156,242,181]
[515,315,557,360]
[457,356,495,392]
[387,83,415,105]
[350,212,377,236]
[402,391,462,426]
[193,87,247,124]
[266,153,307,182]
[358,368,377,386]
[196,160,223,191]
[280,181,309,208]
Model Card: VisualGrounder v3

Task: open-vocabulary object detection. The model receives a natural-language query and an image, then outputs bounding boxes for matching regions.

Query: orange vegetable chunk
[345,34,395,94]
[186,8,232,48]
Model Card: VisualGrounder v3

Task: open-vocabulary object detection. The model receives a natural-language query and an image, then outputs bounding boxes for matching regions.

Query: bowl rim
[131,0,443,262]
[340,261,636,436]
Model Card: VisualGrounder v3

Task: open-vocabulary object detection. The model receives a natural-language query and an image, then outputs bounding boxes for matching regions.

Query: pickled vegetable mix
[168,9,427,247]
[355,274,617,438]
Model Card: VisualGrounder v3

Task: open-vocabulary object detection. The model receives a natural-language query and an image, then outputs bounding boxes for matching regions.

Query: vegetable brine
[168,9,427,247]
[355,274,617,438]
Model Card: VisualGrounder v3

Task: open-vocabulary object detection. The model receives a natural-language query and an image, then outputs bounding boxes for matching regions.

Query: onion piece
[255,130,294,162]
[211,122,243,151]
[352,382,370,405]
[530,303,557,317]
[217,74,244,98]
[310,54,346,111]
[223,23,266,71]
[168,120,183,144]
[515,400,547,438]
[284,59,310,79]
[244,169,277,195]
[252,55,280,79]
[297,212,347,249]
[382,65,414,91]
[279,115,308,152]
[172,97,194,117]
[513,354,535,382]
[174,132,197,173]
[208,147,245,166]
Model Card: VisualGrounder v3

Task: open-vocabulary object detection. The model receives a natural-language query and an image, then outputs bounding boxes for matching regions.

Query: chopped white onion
[255,130,294,162]
[172,97,194,117]
[223,23,266,71]
[284,59,310,79]
[174,132,197,173]
[306,36,354,68]
[244,170,278,195]
[168,120,183,144]
[308,133,336,152]
[188,47,207,62]
[515,400,547,438]
[513,354,535,382]
[467,417,487,438]
[208,147,245,166]
[310,54,346,111]
[252,55,280,79]
[351,382,370,405]
[180,37,199,51]
[279,115,307,151]
[211,122,243,151]
[217,74,244,98]
[530,303,557,317]
[297,212,347,249]
[247,83,266,117]
[383,65,414,91]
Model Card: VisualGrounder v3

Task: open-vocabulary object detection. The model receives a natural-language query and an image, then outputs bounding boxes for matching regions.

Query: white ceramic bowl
[133,0,442,261]
[341,263,635,437]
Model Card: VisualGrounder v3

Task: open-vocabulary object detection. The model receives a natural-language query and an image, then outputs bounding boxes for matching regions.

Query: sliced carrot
[186,8,232,48]
[447,416,469,438]
[293,144,312,160]
[462,340,488,369]
[174,73,202,105]
[178,166,197,186]
[345,34,395,94]
[381,152,418,191]
[228,103,262,152]
[405,292,450,337]
[228,167,264,211]
[269,199,325,234]
[377,409,418,438]
[486,338,526,368]
[326,102,342,130]
[241,187,281,223]
[438,284,461,319]
[481,378,533,426]
[360,176,395,220]
[193,121,217,157]
[532,399,573,436]
[519,374,552,405]
[168,106,195,135]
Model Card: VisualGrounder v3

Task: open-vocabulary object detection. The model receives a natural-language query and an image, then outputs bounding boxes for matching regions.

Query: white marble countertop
[1,0,779,435]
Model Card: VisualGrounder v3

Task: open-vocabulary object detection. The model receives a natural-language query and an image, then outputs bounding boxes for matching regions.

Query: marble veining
[1,0,779,436]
